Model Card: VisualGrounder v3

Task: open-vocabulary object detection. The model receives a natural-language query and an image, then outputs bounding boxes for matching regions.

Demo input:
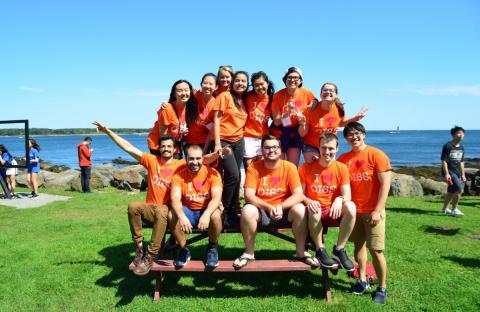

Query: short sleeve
[244,163,259,189]
[287,162,301,189]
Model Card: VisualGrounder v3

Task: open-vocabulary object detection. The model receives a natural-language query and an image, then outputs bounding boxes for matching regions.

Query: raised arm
[92,121,142,161]
[340,106,368,126]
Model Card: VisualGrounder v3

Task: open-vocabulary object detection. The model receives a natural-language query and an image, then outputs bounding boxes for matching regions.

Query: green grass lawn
[1,188,479,311]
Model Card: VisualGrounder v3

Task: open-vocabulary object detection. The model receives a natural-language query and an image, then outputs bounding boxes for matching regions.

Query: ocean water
[1,130,479,169]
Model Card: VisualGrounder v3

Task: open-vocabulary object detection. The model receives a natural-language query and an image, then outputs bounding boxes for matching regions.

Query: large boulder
[42,170,80,189]
[390,172,423,197]
[418,176,447,195]
[112,165,146,190]
[16,173,45,188]
[70,166,112,191]
[41,162,71,173]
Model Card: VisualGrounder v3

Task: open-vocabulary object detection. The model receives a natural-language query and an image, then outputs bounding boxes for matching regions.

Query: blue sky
[1,0,479,130]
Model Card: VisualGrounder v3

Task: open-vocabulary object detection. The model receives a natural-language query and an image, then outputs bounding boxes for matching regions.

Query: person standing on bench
[233,134,316,269]
[298,133,356,271]
[338,122,391,304]
[169,144,223,268]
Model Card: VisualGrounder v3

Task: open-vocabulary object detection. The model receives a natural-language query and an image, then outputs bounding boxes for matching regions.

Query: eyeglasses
[346,131,364,138]
[219,65,233,69]
[322,88,336,93]
[263,145,280,151]
[286,76,300,81]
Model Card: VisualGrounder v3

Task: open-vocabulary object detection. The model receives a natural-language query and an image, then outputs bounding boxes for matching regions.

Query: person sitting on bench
[169,144,223,268]
[233,134,317,269]
[298,133,356,271]
[93,121,225,276]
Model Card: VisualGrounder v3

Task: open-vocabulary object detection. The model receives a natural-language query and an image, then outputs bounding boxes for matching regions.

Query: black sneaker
[30,193,39,199]
[205,244,219,268]
[332,245,354,271]
[174,247,191,268]
[352,278,370,295]
[315,247,337,268]
[373,287,387,304]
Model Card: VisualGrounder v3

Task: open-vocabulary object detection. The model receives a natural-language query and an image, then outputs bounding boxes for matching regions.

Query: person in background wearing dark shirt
[441,126,466,217]
[78,136,94,193]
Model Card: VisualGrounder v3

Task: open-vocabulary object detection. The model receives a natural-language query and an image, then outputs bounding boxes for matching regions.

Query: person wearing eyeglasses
[216,65,234,96]
[271,67,317,166]
[233,134,315,269]
[299,82,367,163]
[337,122,391,304]
[212,71,249,227]
[243,71,275,169]
[147,80,198,159]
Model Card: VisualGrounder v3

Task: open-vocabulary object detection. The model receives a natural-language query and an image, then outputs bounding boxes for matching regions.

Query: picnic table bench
[129,226,343,302]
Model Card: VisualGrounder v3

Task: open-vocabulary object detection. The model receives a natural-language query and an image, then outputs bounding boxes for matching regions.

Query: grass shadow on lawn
[92,243,352,306]
[389,206,440,216]
[441,255,480,269]
[423,226,460,236]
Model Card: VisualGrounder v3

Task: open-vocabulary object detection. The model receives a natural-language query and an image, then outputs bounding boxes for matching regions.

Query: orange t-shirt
[271,88,315,127]
[303,104,342,148]
[243,92,271,138]
[215,85,229,96]
[171,165,223,211]
[184,91,216,145]
[298,160,350,208]
[213,92,248,142]
[244,159,301,206]
[338,146,391,213]
[147,103,186,150]
[140,154,186,205]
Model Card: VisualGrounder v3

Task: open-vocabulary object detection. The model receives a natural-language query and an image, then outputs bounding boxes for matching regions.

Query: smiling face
[186,147,203,173]
[218,69,232,88]
[253,76,269,96]
[173,82,191,105]
[159,139,175,160]
[201,75,217,97]
[319,137,338,165]
[320,83,338,102]
[262,139,281,162]
[232,73,248,94]
[285,72,302,90]
[345,129,366,150]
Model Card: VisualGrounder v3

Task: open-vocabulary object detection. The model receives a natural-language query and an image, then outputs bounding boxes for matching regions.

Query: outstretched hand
[92,121,108,133]
[353,106,368,122]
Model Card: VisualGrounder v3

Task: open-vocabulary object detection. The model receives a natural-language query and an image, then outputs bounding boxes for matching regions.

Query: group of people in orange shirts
[93,65,391,304]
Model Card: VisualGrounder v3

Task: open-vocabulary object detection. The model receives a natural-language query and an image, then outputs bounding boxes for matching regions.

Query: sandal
[233,253,255,269]
[295,255,320,267]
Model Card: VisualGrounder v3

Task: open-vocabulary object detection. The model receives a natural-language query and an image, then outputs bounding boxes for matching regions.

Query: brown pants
[128,201,168,256]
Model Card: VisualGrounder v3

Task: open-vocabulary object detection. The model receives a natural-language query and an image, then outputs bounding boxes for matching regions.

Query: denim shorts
[183,205,203,228]
[447,172,464,193]
[259,209,290,228]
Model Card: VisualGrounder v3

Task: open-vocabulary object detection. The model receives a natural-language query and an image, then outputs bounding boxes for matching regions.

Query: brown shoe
[133,254,154,276]
[130,246,143,268]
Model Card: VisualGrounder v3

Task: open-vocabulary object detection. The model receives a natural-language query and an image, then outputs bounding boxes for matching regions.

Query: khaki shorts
[349,211,385,251]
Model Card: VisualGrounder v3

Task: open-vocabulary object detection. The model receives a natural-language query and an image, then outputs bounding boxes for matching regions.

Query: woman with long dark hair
[147,80,198,158]
[212,71,249,226]
[0,144,17,195]
[243,71,275,168]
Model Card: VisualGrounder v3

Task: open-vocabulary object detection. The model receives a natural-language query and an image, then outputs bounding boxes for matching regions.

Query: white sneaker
[442,208,452,215]
[451,208,464,217]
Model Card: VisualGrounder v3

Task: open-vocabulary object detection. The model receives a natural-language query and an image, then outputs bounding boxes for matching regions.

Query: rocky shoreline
[11,158,480,197]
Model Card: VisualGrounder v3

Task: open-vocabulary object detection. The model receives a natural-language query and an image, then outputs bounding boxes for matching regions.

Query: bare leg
[168,210,187,248]
[354,241,368,281]
[443,192,454,209]
[370,249,387,288]
[336,201,356,248]
[289,203,308,257]
[240,204,260,256]
[208,208,223,243]
[31,173,38,194]
[286,148,301,167]
[451,191,461,208]
[308,208,324,249]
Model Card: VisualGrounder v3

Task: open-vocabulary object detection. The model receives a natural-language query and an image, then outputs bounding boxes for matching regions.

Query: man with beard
[169,144,223,268]
[233,134,315,269]
[92,121,225,275]
[299,133,356,272]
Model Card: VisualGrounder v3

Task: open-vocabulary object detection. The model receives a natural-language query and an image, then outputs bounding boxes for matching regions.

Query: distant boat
[389,126,400,134]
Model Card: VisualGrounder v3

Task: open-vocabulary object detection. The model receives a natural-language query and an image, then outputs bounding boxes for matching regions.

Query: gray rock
[390,172,423,197]
[418,176,447,195]
[43,170,80,189]
[16,173,45,188]
[112,165,146,189]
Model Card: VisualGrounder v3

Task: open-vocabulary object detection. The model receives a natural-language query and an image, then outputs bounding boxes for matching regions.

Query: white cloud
[402,85,480,96]
[18,86,44,92]
[114,90,169,98]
